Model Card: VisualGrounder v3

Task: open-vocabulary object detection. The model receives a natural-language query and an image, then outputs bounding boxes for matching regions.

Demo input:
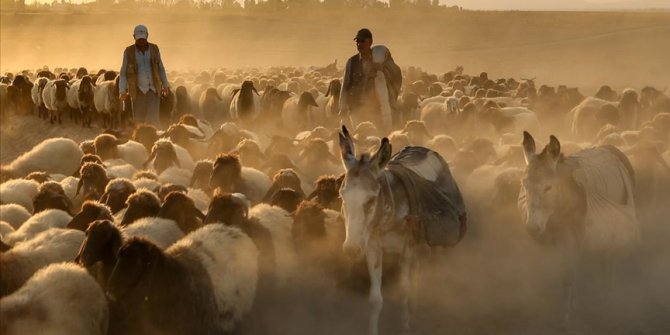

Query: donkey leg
[399,247,416,333]
[366,247,383,335]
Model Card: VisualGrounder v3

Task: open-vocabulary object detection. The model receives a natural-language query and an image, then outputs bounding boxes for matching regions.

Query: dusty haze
[1,9,670,93]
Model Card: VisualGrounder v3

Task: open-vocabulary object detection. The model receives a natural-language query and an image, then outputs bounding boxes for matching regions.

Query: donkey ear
[522,131,536,165]
[371,137,392,170]
[338,125,356,170]
[547,135,561,159]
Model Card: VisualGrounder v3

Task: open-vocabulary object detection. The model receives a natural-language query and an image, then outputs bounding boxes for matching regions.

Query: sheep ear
[306,189,317,200]
[99,191,110,204]
[325,84,332,97]
[252,86,259,95]
[188,131,206,140]
[76,178,83,197]
[231,88,240,97]
[193,208,206,221]
[262,183,279,203]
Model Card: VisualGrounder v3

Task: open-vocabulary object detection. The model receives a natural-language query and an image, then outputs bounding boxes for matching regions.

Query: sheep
[132,124,160,153]
[269,188,304,213]
[70,154,104,177]
[93,134,148,170]
[187,187,211,213]
[569,97,620,140]
[158,191,205,234]
[315,79,341,126]
[0,262,109,335]
[296,139,341,183]
[154,183,188,201]
[76,162,109,202]
[210,153,272,204]
[24,171,50,184]
[67,200,114,231]
[99,178,136,214]
[0,138,83,182]
[306,175,342,211]
[119,189,162,226]
[230,80,261,122]
[178,114,214,139]
[0,228,84,297]
[190,159,213,192]
[231,138,266,171]
[3,209,73,247]
[161,123,208,161]
[281,91,319,133]
[249,202,299,286]
[144,139,195,174]
[204,193,276,287]
[291,200,346,281]
[105,224,258,334]
[66,76,95,127]
[133,177,162,192]
[41,79,70,124]
[174,85,192,121]
[199,87,225,125]
[79,140,95,155]
[158,166,192,187]
[479,106,541,137]
[76,218,183,290]
[263,168,307,202]
[32,181,73,215]
[0,179,40,212]
[93,76,121,128]
[7,75,34,115]
[30,77,49,119]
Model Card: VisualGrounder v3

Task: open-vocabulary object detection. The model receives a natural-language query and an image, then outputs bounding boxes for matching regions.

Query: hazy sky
[27,0,670,9]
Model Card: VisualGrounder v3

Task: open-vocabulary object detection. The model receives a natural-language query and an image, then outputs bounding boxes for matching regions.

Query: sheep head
[158,191,204,234]
[100,178,137,214]
[33,181,72,215]
[204,192,249,227]
[119,190,161,226]
[68,201,113,232]
[210,153,242,192]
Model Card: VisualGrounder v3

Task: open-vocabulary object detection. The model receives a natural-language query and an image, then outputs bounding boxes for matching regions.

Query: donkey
[338,125,466,335]
[518,131,639,325]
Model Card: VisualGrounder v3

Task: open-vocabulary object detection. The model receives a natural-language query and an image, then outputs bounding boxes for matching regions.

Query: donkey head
[519,131,562,236]
[338,125,392,259]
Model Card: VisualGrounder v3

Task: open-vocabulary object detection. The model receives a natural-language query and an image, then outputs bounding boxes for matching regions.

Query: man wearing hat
[339,28,400,131]
[119,24,170,127]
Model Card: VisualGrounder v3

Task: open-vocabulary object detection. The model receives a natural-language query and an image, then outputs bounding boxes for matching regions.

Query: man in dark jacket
[119,24,170,127]
[339,28,401,132]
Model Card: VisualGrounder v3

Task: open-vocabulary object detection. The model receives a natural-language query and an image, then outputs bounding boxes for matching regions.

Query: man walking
[339,28,401,132]
[119,24,170,127]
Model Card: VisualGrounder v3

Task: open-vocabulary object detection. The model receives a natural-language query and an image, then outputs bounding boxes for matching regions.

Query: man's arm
[156,47,169,89]
[119,48,128,96]
[339,58,352,115]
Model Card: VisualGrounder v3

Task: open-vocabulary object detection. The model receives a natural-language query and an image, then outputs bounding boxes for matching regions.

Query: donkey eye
[544,186,552,193]
[364,198,375,212]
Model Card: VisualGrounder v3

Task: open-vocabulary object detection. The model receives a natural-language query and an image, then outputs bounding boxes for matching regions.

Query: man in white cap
[119,24,169,127]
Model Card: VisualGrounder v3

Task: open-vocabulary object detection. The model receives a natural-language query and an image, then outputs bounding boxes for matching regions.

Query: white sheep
[103,159,138,180]
[187,188,211,213]
[0,262,108,335]
[118,140,149,169]
[0,138,83,182]
[0,204,32,230]
[0,228,84,297]
[106,224,258,333]
[122,217,185,248]
[158,166,192,187]
[249,203,298,286]
[4,209,72,246]
[133,177,161,192]
[230,81,261,121]
[93,79,120,128]
[0,179,40,213]
[41,79,70,124]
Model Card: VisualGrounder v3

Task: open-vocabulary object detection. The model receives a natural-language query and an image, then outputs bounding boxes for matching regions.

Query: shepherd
[339,28,402,134]
[119,24,170,128]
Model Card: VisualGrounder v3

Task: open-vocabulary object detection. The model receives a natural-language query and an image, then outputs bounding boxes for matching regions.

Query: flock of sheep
[0,61,669,335]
